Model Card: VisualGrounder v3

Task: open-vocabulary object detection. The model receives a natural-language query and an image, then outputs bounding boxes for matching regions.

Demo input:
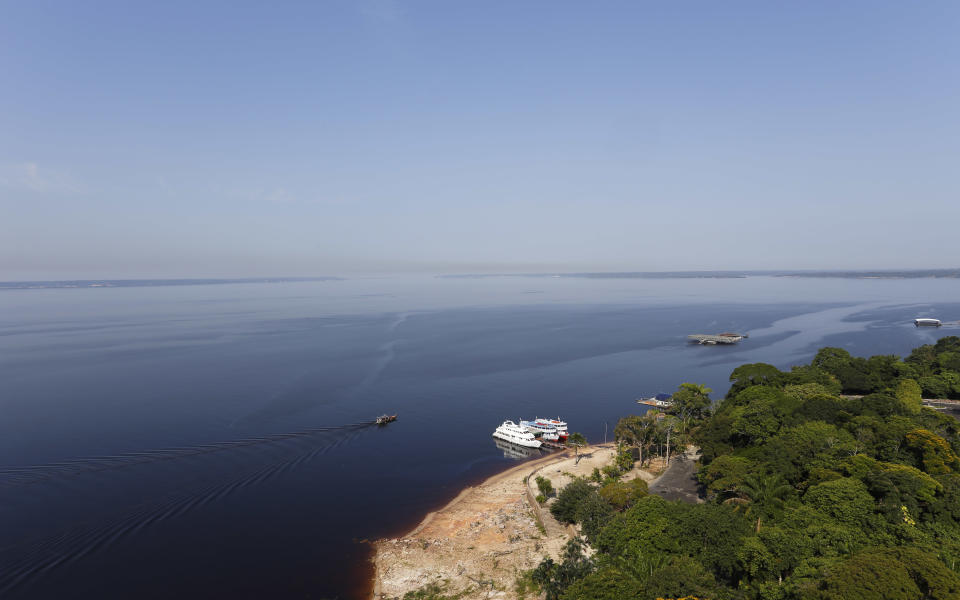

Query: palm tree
[680,382,713,396]
[732,473,794,532]
[612,549,667,583]
[567,432,587,463]
[671,382,713,424]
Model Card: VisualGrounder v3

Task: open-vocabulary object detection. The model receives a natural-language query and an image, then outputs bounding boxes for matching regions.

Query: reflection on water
[493,438,545,460]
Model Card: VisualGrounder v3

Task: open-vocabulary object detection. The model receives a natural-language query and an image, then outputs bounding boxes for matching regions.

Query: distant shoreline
[438,268,960,280]
[4,269,960,290]
[0,277,343,290]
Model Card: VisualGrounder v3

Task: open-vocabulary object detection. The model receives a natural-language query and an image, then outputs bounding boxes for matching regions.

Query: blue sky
[2,1,959,278]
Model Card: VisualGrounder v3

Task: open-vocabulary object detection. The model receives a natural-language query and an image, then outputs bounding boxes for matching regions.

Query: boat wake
[0,421,376,489]
[386,311,413,333]
[0,427,364,596]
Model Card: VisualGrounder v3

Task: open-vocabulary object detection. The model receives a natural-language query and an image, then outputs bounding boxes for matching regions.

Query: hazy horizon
[4,2,960,279]
[5,267,960,285]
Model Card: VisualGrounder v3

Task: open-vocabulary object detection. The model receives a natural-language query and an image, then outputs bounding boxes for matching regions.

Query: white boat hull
[492,430,542,448]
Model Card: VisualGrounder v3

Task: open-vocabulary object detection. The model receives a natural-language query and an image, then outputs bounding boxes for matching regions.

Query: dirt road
[648,447,702,503]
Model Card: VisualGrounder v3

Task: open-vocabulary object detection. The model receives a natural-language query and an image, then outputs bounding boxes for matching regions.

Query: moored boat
[637,393,673,408]
[520,420,561,442]
[688,333,746,344]
[534,417,568,439]
[520,419,559,438]
[492,420,542,448]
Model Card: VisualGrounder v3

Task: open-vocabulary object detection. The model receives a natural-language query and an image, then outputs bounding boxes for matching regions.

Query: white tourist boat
[914,318,942,327]
[492,420,542,448]
[534,417,568,439]
[520,420,560,442]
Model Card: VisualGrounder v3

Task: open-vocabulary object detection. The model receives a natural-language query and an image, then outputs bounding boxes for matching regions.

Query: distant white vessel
[688,333,747,345]
[915,318,942,327]
[492,421,542,448]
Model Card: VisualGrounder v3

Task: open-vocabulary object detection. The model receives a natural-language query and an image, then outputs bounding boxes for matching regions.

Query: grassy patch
[513,569,539,599]
[530,510,547,535]
[401,580,472,600]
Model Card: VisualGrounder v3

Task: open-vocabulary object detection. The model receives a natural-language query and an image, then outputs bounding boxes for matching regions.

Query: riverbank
[370,444,663,599]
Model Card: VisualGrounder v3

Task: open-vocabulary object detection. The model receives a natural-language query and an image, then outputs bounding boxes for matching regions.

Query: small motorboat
[376,414,398,425]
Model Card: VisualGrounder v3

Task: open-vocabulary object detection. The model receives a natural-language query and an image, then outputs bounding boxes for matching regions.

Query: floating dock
[637,393,673,408]
[688,333,747,345]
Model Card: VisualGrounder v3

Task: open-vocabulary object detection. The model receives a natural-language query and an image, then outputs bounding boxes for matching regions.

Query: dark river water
[2,275,959,599]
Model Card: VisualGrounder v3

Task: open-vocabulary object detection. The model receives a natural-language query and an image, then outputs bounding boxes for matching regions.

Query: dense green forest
[530,337,960,600]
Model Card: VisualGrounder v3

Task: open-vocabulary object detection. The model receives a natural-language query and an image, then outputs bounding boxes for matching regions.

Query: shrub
[598,478,648,511]
[576,492,615,542]
[803,478,875,527]
[550,478,595,524]
[536,475,555,498]
[601,464,621,481]
[615,450,634,471]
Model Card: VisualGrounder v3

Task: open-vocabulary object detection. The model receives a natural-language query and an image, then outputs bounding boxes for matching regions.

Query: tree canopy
[529,337,960,600]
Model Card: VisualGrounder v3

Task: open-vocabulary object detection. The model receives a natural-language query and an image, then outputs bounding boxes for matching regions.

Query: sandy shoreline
[371,444,661,599]
[405,449,577,539]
